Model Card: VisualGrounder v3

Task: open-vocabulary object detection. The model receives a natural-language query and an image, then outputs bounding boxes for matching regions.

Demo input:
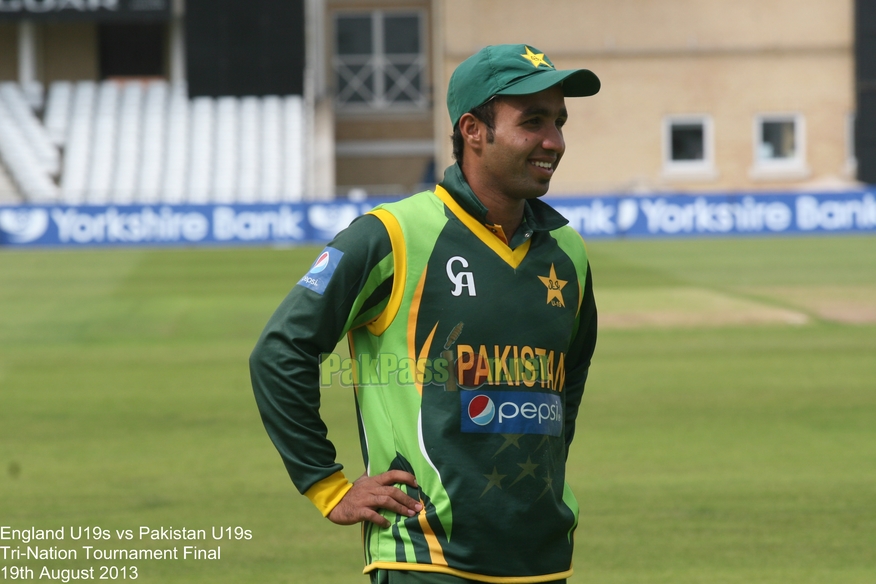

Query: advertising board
[1,192,874,248]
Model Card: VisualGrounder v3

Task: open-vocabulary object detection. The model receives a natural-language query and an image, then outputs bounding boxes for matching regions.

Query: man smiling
[251,44,600,584]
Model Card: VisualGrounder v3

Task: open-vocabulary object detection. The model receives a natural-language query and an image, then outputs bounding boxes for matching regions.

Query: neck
[478,190,525,238]
[461,161,526,238]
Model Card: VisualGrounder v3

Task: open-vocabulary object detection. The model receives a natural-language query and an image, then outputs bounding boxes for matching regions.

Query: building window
[758,118,796,161]
[750,113,809,179]
[662,115,716,180]
[334,11,427,112]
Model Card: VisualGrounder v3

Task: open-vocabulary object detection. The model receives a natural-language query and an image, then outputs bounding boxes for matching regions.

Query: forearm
[250,321,345,495]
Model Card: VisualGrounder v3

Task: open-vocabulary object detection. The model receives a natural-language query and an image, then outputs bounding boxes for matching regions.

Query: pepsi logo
[309,251,331,274]
[460,390,563,436]
[468,395,495,426]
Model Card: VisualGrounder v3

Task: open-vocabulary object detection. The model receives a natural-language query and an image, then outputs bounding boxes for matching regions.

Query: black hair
[451,98,498,164]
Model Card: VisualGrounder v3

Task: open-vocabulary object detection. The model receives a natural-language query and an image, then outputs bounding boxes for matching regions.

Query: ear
[458,112,486,155]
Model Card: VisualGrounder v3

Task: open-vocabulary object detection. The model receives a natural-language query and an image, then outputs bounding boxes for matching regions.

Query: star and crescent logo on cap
[520,46,553,69]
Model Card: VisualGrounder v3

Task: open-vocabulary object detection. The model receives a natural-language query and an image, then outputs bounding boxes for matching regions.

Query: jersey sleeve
[547,226,598,454]
[562,263,597,455]
[249,213,394,515]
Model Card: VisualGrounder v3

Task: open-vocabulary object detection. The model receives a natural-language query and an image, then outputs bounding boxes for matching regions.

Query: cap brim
[497,68,600,98]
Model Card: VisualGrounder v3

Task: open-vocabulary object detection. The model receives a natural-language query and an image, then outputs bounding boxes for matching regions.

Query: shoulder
[329,213,392,257]
[549,225,589,266]
[369,190,444,220]
[366,191,447,250]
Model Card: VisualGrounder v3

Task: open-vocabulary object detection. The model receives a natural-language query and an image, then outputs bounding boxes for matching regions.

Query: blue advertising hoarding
[0,202,380,247]
[552,192,876,238]
[1,191,874,248]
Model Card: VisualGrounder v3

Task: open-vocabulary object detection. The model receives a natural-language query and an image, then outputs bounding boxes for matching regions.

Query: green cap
[447,44,600,127]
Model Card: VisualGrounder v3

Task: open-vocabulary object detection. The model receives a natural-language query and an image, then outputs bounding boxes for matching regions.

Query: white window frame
[661,114,717,181]
[749,113,810,180]
[332,10,428,114]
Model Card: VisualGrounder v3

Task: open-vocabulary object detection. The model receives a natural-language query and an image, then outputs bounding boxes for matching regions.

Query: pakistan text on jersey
[456,344,566,392]
[319,345,566,392]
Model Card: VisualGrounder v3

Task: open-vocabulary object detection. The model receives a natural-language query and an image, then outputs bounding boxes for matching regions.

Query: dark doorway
[98,23,166,79]
[185,0,305,97]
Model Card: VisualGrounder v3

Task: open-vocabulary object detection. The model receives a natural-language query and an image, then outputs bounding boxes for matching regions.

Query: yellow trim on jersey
[415,322,438,396]
[304,471,353,517]
[407,268,428,376]
[363,561,573,583]
[434,186,531,269]
[406,268,437,396]
[416,504,447,567]
[366,209,407,336]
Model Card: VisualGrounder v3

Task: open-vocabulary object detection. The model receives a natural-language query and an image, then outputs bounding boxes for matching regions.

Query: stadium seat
[187,96,214,204]
[213,96,239,203]
[111,82,144,204]
[60,81,96,204]
[86,82,119,204]
[44,81,73,148]
[162,86,189,204]
[260,96,283,202]
[237,96,260,203]
[283,95,305,202]
[137,81,168,203]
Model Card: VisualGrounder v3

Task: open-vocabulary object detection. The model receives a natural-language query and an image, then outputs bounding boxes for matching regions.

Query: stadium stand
[0,81,306,205]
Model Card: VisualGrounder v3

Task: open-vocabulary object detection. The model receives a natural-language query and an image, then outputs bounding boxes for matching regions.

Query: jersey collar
[437,163,570,233]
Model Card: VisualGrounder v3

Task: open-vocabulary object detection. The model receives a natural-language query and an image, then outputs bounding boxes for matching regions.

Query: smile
[531,161,553,170]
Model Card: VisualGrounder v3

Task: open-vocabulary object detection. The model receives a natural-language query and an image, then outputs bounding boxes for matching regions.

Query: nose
[542,124,565,156]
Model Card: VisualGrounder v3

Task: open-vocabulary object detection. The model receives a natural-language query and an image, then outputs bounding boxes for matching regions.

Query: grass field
[1,235,874,583]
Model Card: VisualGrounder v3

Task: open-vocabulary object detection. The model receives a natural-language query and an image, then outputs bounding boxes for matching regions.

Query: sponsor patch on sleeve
[297,247,344,295]
[461,390,563,436]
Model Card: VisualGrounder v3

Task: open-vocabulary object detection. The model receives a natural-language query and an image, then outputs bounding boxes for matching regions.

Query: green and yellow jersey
[250,163,597,583]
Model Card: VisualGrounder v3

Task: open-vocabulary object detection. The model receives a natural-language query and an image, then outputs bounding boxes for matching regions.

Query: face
[478,85,568,201]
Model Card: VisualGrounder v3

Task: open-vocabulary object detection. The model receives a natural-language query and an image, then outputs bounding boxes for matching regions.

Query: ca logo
[446,256,477,297]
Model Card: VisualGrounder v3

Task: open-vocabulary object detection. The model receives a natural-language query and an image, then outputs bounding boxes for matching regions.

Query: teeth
[532,161,552,169]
